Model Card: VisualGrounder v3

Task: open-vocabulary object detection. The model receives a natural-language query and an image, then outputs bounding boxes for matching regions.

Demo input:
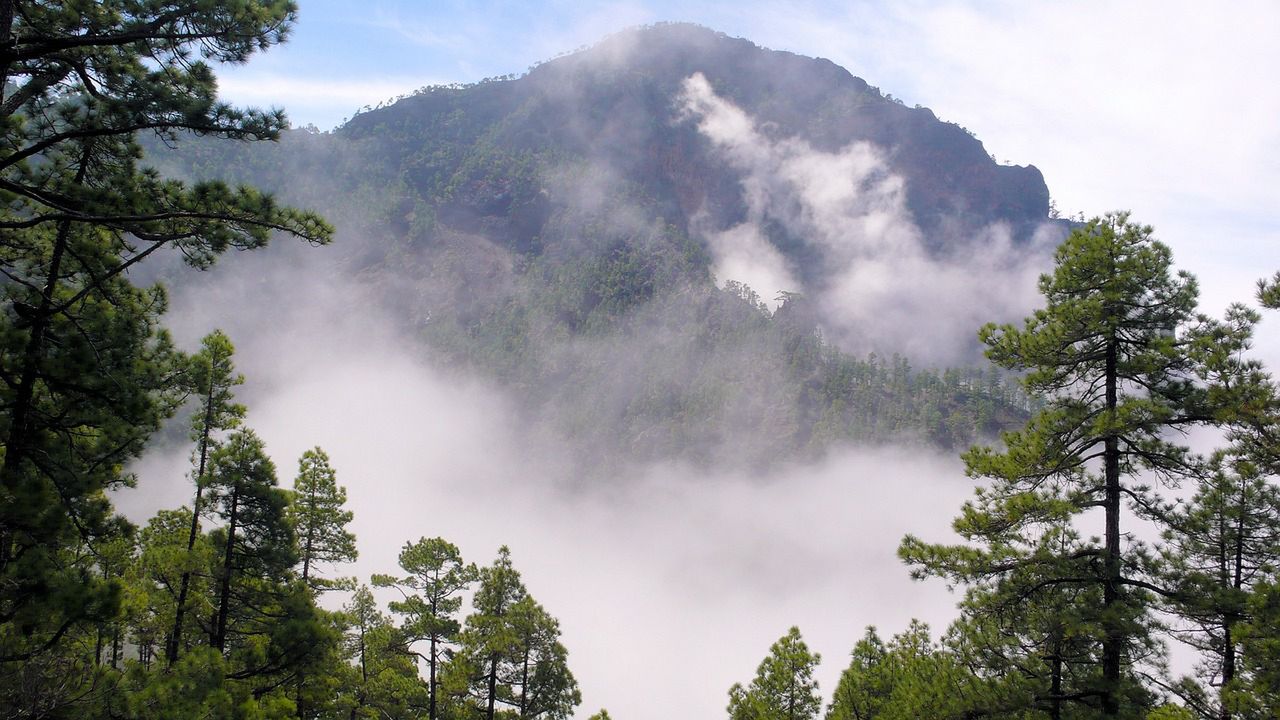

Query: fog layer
[121,252,979,719]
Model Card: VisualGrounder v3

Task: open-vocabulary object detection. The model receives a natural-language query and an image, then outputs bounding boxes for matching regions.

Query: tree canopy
[901,214,1280,719]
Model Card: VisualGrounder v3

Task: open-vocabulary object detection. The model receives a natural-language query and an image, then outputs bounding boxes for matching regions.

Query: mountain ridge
[340,22,1055,257]
[145,22,1062,470]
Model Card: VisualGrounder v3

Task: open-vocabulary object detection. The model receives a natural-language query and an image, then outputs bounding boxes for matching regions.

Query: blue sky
[215,1,1279,334]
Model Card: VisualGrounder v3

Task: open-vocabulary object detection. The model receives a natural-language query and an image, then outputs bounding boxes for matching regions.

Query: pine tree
[507,596,580,720]
[135,509,217,671]
[283,446,356,719]
[0,1,332,251]
[0,221,184,672]
[169,329,246,664]
[727,627,821,720]
[442,546,580,720]
[446,546,527,720]
[1242,579,1280,714]
[826,627,889,720]
[0,0,331,697]
[1158,451,1280,718]
[340,586,427,720]
[203,429,295,654]
[373,537,477,720]
[826,623,986,720]
[198,429,339,712]
[288,447,357,594]
[901,213,1235,716]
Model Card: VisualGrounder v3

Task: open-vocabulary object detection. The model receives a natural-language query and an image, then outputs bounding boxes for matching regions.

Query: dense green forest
[1,3,1278,720]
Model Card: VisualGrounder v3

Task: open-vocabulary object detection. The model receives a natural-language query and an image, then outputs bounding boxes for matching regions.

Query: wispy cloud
[677,72,1054,363]
[720,1,1280,321]
[215,72,437,127]
[361,5,466,50]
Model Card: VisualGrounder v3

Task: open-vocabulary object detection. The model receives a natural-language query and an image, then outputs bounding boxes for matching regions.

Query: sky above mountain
[215,0,1279,363]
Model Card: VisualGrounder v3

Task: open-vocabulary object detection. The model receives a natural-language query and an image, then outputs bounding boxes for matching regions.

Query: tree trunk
[0,146,89,573]
[787,667,797,720]
[301,486,316,585]
[168,378,219,665]
[110,625,121,670]
[519,642,530,718]
[1049,633,1063,720]
[349,622,367,720]
[212,478,241,653]
[1221,484,1246,720]
[486,654,498,720]
[1102,335,1122,716]
[429,634,438,720]
[297,487,317,720]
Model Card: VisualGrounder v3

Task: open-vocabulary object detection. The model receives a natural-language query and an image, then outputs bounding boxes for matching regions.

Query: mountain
[342,23,1051,251]
[147,23,1063,471]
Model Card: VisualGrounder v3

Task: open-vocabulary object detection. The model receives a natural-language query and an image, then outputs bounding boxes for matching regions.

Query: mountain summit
[343,22,1052,256]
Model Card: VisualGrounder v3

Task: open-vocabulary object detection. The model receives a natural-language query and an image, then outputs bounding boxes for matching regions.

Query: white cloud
[215,72,434,128]
[702,220,800,310]
[677,73,1052,362]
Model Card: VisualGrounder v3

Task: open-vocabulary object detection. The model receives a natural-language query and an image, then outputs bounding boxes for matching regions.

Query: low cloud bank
[121,255,978,719]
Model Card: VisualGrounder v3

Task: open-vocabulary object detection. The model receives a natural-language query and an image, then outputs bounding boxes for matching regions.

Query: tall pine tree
[442,547,579,720]
[373,537,476,720]
[0,0,331,700]
[287,447,357,594]
[169,329,246,664]
[901,213,1238,716]
[1158,451,1280,718]
[203,429,295,654]
[727,627,821,720]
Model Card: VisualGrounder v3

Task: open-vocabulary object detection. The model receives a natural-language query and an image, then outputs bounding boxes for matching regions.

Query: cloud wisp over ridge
[678,71,1057,364]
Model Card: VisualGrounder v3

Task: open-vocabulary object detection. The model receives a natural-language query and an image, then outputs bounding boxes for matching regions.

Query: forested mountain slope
[148,23,1064,468]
